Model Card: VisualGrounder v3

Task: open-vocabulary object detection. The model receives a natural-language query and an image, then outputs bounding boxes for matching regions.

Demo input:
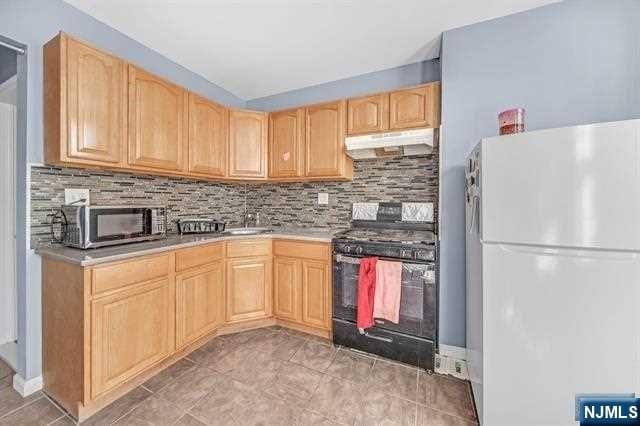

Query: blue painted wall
[440,0,640,347]
[0,0,244,381]
[247,59,440,111]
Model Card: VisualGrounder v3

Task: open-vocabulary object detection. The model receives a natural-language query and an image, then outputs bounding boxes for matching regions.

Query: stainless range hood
[345,128,436,160]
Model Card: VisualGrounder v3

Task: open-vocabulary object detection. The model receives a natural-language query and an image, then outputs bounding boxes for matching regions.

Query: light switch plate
[64,188,90,206]
[318,192,329,205]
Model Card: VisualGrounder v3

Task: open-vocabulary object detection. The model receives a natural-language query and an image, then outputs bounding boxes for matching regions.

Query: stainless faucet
[244,212,255,228]
[242,184,264,227]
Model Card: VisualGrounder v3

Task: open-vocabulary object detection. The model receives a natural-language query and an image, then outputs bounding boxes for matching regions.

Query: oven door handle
[334,254,433,269]
[363,331,393,343]
[334,254,362,264]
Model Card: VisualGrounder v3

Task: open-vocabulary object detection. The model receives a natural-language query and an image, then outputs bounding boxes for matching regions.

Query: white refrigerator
[465,119,640,425]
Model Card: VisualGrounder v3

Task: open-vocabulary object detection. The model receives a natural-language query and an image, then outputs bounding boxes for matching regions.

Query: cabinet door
[305,100,347,177]
[176,261,225,349]
[347,93,389,135]
[389,83,440,130]
[91,278,173,398]
[188,94,228,177]
[226,256,272,322]
[269,109,304,178]
[65,36,126,165]
[128,65,188,172]
[301,260,331,329]
[273,256,301,321]
[228,110,268,178]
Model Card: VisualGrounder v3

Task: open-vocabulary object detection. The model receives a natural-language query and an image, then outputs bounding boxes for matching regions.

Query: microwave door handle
[467,195,480,235]
[84,206,90,248]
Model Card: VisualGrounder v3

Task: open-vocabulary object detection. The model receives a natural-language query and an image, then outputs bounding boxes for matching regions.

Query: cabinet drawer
[91,254,170,295]
[226,239,272,258]
[175,243,224,272]
[274,240,330,261]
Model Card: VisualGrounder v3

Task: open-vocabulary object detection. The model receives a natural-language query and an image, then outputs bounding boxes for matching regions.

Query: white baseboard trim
[13,373,43,397]
[439,344,466,361]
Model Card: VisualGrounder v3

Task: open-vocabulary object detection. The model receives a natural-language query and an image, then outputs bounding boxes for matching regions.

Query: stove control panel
[333,240,436,263]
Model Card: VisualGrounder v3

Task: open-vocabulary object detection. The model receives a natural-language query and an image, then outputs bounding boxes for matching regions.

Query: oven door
[87,207,159,247]
[332,253,436,339]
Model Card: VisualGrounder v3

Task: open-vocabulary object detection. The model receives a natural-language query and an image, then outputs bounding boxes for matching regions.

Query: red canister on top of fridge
[498,108,525,135]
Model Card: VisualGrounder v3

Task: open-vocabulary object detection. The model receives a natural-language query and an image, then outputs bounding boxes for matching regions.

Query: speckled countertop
[36,227,341,267]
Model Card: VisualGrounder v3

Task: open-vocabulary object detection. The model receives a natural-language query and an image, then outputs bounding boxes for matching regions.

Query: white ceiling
[63,0,559,100]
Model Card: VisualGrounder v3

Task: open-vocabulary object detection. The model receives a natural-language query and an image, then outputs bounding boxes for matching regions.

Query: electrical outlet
[318,192,329,205]
[64,188,90,206]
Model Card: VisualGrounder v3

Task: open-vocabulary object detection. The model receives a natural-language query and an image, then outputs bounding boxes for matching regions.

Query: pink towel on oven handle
[373,260,402,324]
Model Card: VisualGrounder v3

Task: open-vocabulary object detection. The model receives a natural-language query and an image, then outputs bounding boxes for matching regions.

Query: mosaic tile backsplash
[30,153,438,247]
[246,155,438,228]
[30,167,248,246]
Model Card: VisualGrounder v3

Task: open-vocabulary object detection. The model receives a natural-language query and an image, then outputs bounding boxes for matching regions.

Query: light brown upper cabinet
[389,82,441,130]
[305,100,352,179]
[128,65,188,172]
[188,94,228,178]
[43,33,439,184]
[228,109,268,179]
[269,108,305,178]
[347,93,389,135]
[44,33,127,168]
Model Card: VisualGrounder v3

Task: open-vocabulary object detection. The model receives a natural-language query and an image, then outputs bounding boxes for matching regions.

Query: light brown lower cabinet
[273,256,301,321]
[226,256,273,322]
[301,259,331,329]
[42,253,177,420]
[41,238,331,421]
[175,261,225,349]
[91,277,174,399]
[272,240,332,334]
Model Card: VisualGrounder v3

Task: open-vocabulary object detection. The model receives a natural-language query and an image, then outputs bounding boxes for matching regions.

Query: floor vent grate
[435,354,469,380]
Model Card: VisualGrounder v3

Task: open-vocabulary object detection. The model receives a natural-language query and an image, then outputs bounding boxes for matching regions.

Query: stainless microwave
[59,205,167,249]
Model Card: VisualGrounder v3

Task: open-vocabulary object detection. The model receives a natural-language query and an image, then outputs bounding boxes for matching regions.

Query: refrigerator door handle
[467,195,480,235]
[496,243,640,261]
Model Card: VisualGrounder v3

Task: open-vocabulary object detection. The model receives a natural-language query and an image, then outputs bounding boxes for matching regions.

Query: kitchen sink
[224,227,272,236]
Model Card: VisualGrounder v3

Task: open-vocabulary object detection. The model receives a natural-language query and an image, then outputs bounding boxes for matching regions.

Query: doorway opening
[0,41,19,373]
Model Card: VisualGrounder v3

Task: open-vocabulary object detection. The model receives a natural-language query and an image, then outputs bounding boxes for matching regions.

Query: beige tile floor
[0,327,478,425]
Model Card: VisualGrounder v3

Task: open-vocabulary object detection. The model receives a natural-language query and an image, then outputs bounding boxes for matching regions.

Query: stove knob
[385,249,399,258]
[416,250,434,261]
[337,244,351,253]
[355,246,364,255]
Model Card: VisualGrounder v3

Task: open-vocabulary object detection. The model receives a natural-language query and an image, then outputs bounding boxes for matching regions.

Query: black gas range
[332,202,438,371]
